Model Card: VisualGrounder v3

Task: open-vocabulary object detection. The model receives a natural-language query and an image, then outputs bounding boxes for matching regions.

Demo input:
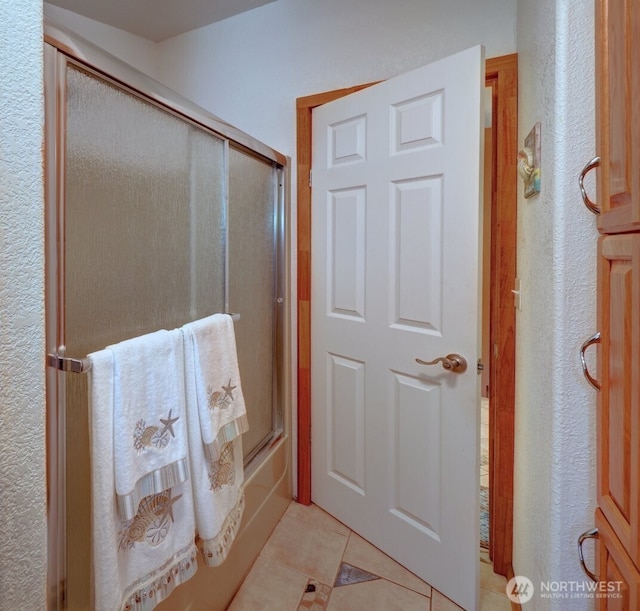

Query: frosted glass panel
[59,65,283,610]
[64,65,225,357]
[228,148,277,458]
[63,65,226,610]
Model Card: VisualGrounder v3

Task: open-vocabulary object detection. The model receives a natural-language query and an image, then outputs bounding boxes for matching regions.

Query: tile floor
[227,501,511,610]
[229,398,504,610]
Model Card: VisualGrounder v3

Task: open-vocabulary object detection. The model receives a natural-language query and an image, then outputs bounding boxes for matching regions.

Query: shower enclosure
[44,20,291,610]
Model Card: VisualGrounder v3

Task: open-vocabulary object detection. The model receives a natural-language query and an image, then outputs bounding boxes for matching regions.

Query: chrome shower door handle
[579,156,601,215]
[580,332,601,391]
[416,354,468,374]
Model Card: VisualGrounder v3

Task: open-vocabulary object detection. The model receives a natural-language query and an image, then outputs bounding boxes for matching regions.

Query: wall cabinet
[596,509,639,610]
[596,235,640,596]
[593,1,640,605]
[597,234,640,565]
[595,0,640,232]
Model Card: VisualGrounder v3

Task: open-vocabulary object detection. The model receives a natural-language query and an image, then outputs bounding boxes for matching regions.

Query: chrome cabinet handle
[579,157,601,215]
[580,332,601,391]
[416,354,468,374]
[578,527,599,582]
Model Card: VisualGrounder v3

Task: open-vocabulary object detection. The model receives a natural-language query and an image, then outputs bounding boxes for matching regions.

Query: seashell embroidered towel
[182,314,248,567]
[111,329,190,522]
[88,331,197,611]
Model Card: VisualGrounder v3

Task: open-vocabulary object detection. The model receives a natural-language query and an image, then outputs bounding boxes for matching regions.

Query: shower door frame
[44,20,290,610]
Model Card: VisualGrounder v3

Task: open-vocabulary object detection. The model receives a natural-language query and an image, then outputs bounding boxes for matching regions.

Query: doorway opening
[480,85,493,551]
[295,54,517,578]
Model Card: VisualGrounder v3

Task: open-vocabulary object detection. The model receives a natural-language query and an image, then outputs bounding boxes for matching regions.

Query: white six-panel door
[311,46,484,610]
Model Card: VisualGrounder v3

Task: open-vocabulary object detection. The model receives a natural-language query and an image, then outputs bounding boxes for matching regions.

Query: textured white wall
[44,3,161,81]
[156,0,517,157]
[0,0,47,609]
[515,1,598,608]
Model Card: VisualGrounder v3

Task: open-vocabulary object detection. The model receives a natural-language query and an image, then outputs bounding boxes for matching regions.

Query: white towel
[182,314,248,566]
[89,347,197,611]
[111,329,189,522]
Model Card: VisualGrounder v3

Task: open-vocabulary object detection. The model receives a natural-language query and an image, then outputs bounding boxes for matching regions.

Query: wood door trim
[486,54,518,577]
[295,54,517,576]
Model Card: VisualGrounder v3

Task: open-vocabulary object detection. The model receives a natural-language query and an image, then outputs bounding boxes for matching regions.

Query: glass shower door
[54,61,283,610]
[228,147,284,462]
[63,63,227,610]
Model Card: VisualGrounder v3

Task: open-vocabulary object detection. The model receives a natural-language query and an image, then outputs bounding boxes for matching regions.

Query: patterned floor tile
[297,579,332,610]
[342,532,431,597]
[334,562,379,587]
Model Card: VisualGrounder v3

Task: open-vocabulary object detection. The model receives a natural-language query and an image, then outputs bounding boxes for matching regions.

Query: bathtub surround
[44,22,290,609]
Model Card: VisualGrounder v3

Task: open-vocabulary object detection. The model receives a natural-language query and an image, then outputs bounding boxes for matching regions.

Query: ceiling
[46,0,278,42]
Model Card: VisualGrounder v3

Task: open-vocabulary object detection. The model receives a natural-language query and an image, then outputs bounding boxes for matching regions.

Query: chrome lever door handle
[416,354,468,374]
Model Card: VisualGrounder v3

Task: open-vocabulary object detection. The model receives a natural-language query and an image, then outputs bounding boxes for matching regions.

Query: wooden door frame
[295,54,517,577]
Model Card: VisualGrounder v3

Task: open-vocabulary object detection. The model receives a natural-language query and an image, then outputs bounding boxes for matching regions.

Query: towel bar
[47,353,91,374]
[47,312,241,374]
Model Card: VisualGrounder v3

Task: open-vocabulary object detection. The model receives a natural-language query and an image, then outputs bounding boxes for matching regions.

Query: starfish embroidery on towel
[222,380,236,400]
[133,410,179,452]
[160,409,179,438]
[207,380,237,411]
[155,489,182,522]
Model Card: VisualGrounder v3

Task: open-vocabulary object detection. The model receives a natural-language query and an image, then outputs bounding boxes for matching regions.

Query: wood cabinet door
[596,509,640,610]
[597,235,640,565]
[595,0,640,232]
